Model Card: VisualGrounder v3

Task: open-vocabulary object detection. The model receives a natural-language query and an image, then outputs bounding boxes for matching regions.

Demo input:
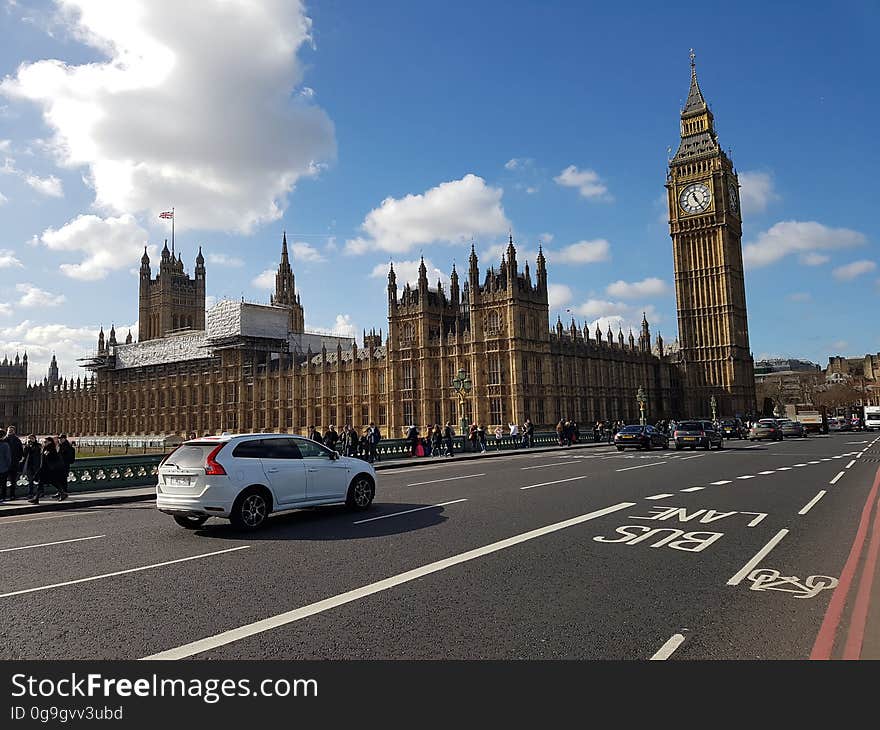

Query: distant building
[754,358,820,375]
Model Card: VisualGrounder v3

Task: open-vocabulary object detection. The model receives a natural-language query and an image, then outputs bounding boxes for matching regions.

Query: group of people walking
[0,427,76,504]
[305,422,382,463]
[406,422,456,458]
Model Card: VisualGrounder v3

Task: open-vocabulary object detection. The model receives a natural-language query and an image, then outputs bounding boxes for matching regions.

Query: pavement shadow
[194,501,448,541]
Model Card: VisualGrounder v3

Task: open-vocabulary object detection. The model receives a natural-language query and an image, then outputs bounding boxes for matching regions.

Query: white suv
[156,433,376,530]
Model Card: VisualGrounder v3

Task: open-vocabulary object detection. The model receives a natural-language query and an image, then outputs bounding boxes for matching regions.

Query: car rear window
[678,422,702,430]
[620,426,643,433]
[164,443,221,468]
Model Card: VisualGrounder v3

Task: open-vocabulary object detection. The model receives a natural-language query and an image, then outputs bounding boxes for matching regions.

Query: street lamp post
[710,394,718,422]
[636,386,647,427]
[451,367,473,440]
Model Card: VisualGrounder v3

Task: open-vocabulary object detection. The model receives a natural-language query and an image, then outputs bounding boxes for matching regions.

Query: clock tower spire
[667,51,755,418]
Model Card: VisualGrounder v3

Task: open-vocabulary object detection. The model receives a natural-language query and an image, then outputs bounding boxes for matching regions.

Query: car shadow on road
[194,502,448,541]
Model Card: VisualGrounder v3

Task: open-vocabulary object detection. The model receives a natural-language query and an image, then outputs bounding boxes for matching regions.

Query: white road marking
[799,491,827,515]
[758,471,776,475]
[793,463,808,467]
[680,487,704,492]
[141,501,637,660]
[354,499,467,525]
[520,476,588,491]
[0,511,101,525]
[829,472,845,485]
[650,633,686,660]
[776,467,792,471]
[808,461,821,465]
[645,494,674,500]
[846,441,869,445]
[407,473,486,487]
[0,546,250,599]
[711,480,732,485]
[833,455,844,459]
[680,454,705,461]
[727,529,789,586]
[821,459,832,462]
[616,462,668,473]
[520,461,578,471]
[845,460,856,469]
[0,534,105,554]
[857,452,864,459]
[737,475,755,480]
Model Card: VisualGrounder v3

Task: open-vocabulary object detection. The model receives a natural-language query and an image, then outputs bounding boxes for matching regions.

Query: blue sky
[0,0,877,380]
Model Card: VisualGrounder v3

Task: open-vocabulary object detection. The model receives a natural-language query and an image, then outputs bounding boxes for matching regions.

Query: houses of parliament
[2,57,756,438]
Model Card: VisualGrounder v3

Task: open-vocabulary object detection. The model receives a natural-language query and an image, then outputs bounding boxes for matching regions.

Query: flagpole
[172,207,175,254]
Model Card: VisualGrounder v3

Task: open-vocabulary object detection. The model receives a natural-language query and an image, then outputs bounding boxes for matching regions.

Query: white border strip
[727,529,789,586]
[354,500,467,525]
[798,491,826,515]
[650,633,686,660]
[0,534,105,554]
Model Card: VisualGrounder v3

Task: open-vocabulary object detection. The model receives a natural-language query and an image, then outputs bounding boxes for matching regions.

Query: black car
[719,418,746,439]
[673,420,724,450]
[614,424,669,451]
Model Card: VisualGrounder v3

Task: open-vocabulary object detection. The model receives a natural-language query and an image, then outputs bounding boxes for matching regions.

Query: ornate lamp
[637,385,647,427]
[710,394,718,422]
[452,367,472,437]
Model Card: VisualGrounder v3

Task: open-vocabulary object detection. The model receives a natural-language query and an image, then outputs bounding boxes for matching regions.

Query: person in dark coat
[21,434,41,500]
[0,436,11,502]
[58,433,75,499]
[406,424,419,456]
[443,422,455,458]
[4,426,23,499]
[30,437,66,503]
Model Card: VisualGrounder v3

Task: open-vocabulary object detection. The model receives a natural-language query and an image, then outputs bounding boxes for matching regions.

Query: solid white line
[650,633,686,660]
[680,454,705,461]
[737,475,755,480]
[0,546,250,599]
[821,458,832,462]
[353,499,467,525]
[141,501,637,660]
[520,475,588,491]
[680,487,704,492]
[857,452,864,459]
[833,455,843,459]
[0,511,101,525]
[845,460,856,469]
[0,534,105,554]
[727,529,789,586]
[645,493,674,500]
[758,471,776,475]
[407,473,485,487]
[799,491,827,515]
[616,461,668,473]
[711,480,732,485]
[520,461,577,470]
[830,471,845,485]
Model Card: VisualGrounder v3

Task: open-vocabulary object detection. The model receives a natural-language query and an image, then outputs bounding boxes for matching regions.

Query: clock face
[679,182,712,214]
[728,181,739,216]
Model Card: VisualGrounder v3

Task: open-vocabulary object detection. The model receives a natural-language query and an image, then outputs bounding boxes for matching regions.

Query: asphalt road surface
[2,432,879,660]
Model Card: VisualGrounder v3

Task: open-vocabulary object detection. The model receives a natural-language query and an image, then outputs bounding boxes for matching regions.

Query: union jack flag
[159,210,174,219]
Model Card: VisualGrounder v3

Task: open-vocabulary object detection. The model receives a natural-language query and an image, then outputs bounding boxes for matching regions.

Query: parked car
[749,419,784,441]
[673,420,724,450]
[614,424,669,451]
[719,418,747,439]
[779,420,807,438]
[156,433,377,530]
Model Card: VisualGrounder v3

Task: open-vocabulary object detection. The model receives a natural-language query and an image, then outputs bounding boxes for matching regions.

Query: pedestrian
[367,422,381,463]
[21,434,41,500]
[524,418,534,448]
[469,423,479,453]
[406,424,420,457]
[308,425,323,444]
[0,433,11,503]
[324,424,339,452]
[509,422,519,448]
[556,419,565,446]
[30,437,66,504]
[187,431,196,441]
[494,424,504,450]
[345,424,358,457]
[57,433,75,500]
[444,421,455,457]
[431,424,443,457]
[4,426,22,499]
[478,423,487,453]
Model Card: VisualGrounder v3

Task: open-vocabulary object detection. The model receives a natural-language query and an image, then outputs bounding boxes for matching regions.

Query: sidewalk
[0,439,611,517]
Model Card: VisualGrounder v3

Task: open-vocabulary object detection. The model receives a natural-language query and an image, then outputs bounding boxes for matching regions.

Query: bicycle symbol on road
[746,568,838,599]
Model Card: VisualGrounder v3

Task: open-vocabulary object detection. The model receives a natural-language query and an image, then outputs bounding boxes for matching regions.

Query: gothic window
[486,310,501,335]
[519,313,526,335]
[361,405,369,424]
[378,371,386,393]
[403,363,414,390]
[489,397,503,424]
[488,354,502,385]
[522,356,530,384]
[401,323,415,344]
[378,404,387,425]
[403,401,414,426]
[535,358,544,385]
[360,372,368,395]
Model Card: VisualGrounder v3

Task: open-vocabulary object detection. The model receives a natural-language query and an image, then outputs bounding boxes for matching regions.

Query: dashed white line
[821,459,832,462]
[758,471,776,475]
[354,499,467,525]
[737,475,755,480]
[680,454,706,461]
[680,487,704,492]
[793,463,808,467]
[616,462,668,473]
[777,467,792,471]
[520,475,588,491]
[520,461,577,471]
[650,633,686,660]
[846,460,856,469]
[808,461,821,465]
[645,493,674,500]
[0,534,105,554]
[830,472,845,485]
[799,491,827,515]
[407,473,486,487]
[711,480,732,485]
[727,529,789,586]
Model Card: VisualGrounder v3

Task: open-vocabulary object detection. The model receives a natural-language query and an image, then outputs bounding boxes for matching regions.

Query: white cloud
[547,283,573,310]
[605,277,669,299]
[0,248,22,268]
[738,171,779,216]
[553,239,611,264]
[306,314,357,339]
[252,269,276,290]
[525,186,538,195]
[554,165,611,201]
[832,259,876,281]
[831,340,849,352]
[16,283,65,307]
[291,241,325,263]
[743,221,866,269]
[207,253,244,267]
[37,213,150,280]
[800,252,829,266]
[0,139,10,152]
[505,157,532,170]
[205,295,217,310]
[575,299,661,339]
[787,292,811,302]
[1,0,336,232]
[23,173,62,197]
[0,191,7,205]
[346,174,510,255]
[539,232,554,244]
[369,258,450,294]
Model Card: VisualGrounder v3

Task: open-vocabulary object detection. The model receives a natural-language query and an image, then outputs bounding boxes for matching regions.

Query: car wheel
[230,487,271,530]
[346,474,375,511]
[173,515,208,529]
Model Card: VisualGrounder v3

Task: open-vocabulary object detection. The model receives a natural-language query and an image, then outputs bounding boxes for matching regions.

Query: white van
[865,406,880,432]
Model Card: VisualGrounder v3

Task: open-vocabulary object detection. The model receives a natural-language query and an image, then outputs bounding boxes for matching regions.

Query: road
[1,432,879,660]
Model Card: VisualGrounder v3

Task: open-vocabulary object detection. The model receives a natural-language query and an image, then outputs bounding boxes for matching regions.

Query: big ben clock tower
[667,51,755,418]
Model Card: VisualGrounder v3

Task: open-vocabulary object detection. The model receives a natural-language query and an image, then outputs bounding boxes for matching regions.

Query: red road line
[843,484,880,659]
[810,465,880,660]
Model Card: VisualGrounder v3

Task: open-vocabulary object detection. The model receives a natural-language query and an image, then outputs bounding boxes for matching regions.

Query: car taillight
[204,444,227,475]
[673,431,681,438]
